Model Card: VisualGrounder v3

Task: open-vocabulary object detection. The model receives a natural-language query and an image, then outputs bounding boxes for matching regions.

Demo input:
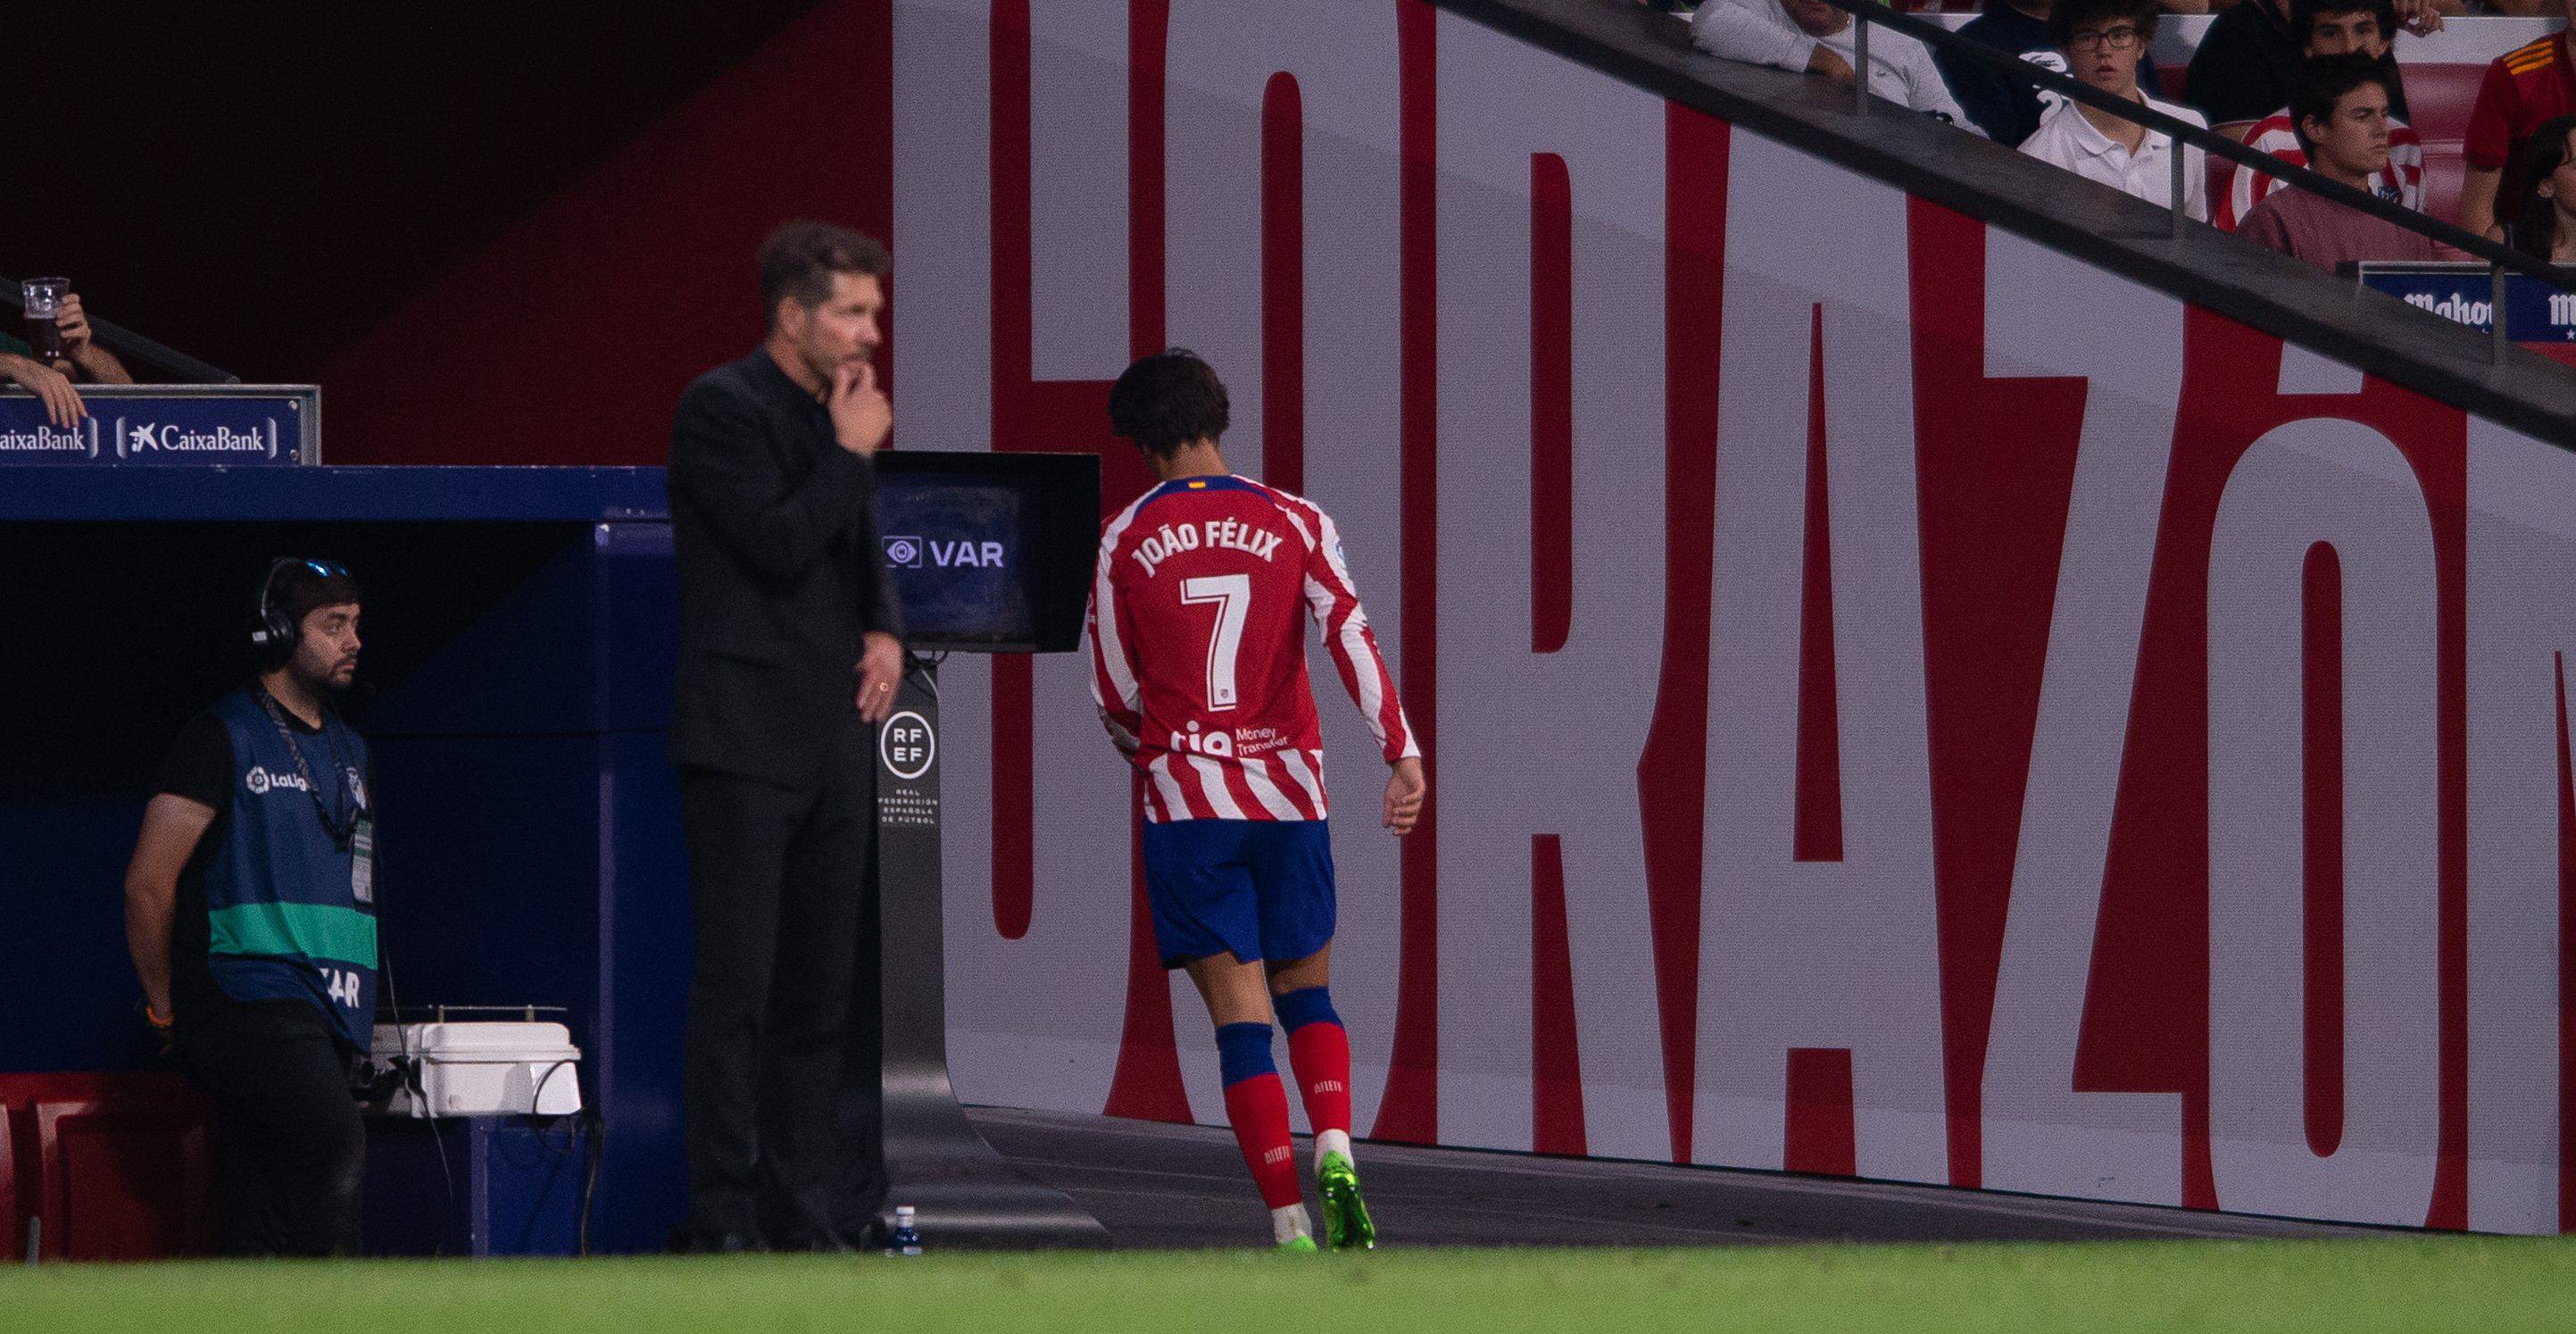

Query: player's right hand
[1,353,85,428]
[1383,756,1425,836]
[830,359,893,456]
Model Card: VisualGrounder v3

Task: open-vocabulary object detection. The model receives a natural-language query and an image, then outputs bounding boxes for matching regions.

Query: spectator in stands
[1940,0,2173,147]
[1691,0,1979,130]
[2458,0,2576,239]
[2212,0,2427,229]
[2020,0,2210,220]
[2188,0,2447,140]
[0,290,133,429]
[2493,113,2576,262]
[2240,54,2455,268]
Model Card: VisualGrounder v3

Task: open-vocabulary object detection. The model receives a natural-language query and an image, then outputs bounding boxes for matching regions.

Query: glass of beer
[21,278,68,364]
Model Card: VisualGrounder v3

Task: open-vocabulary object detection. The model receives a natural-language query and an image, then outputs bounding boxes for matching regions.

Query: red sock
[1221,1072,1304,1209]
[1285,1020,1353,1140]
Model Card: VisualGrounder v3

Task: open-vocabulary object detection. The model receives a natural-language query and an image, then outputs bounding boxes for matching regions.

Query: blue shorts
[1141,819,1336,969]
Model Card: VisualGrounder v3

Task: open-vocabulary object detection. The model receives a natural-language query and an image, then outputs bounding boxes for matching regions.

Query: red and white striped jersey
[1089,474,1417,823]
[2214,110,2423,232]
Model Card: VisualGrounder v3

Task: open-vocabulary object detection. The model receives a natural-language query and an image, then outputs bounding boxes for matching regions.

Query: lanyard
[254,687,362,850]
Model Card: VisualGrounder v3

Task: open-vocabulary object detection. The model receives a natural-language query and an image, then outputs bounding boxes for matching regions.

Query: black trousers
[679,754,880,1245]
[176,994,366,1257]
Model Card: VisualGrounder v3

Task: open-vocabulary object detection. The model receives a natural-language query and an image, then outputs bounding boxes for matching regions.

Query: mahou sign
[887,0,2575,1232]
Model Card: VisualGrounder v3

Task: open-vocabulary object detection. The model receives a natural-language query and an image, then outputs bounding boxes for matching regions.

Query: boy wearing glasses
[2019,0,2210,222]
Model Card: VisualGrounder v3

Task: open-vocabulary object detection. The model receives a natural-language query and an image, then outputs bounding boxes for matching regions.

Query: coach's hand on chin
[854,630,903,722]
[1383,756,1425,836]
[830,360,893,456]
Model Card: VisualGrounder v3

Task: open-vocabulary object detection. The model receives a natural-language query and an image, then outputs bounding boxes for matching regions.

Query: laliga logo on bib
[244,765,308,796]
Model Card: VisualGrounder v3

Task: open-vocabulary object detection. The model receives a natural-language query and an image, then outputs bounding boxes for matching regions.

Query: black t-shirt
[2187,0,2411,129]
[2188,0,2301,127]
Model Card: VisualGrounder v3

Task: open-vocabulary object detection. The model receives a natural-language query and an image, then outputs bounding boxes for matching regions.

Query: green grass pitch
[6,1237,2572,1332]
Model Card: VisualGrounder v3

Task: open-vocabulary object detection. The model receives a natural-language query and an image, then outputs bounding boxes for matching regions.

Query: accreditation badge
[351,813,376,905]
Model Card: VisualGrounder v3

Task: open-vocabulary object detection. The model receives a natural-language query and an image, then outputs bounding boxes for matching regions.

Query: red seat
[0,1108,16,1263]
[2404,62,2489,227]
[33,1100,214,1261]
[0,1073,216,1262]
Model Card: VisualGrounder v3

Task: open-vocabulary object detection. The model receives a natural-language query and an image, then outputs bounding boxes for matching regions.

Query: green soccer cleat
[1275,1234,1319,1254]
[1316,1150,1376,1251]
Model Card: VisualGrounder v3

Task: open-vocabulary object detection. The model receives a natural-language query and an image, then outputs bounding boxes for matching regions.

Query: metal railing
[1826,0,2571,361]
[0,276,240,384]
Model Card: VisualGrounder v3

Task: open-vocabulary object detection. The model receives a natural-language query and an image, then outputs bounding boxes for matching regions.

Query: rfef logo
[879,710,935,780]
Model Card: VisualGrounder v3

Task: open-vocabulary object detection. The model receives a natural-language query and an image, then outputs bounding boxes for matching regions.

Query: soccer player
[1088,348,1425,1252]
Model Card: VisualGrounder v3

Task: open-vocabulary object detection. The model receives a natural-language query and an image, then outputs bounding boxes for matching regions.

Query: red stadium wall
[893,0,2576,1236]
[313,0,895,466]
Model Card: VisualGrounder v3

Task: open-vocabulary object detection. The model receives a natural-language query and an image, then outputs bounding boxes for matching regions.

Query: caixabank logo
[114,416,278,461]
[0,419,99,459]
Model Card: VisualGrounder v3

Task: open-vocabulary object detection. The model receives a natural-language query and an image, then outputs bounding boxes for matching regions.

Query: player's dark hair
[758,220,890,324]
[1107,348,1230,458]
[2289,53,2393,157]
[2290,0,2389,47]
[2050,0,2158,54]
[2505,115,2576,263]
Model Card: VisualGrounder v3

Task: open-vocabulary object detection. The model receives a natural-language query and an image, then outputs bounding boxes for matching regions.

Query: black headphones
[252,557,352,669]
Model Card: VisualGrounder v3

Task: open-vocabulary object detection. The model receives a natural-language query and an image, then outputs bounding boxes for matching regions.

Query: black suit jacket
[668,346,905,788]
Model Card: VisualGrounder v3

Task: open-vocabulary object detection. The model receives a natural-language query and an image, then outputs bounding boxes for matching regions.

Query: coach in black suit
[667,221,905,1253]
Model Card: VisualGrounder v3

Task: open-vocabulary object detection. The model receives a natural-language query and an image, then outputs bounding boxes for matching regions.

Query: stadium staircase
[1464,0,2576,441]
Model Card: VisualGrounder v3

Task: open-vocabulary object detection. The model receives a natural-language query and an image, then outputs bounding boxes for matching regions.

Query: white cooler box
[369,1021,583,1119]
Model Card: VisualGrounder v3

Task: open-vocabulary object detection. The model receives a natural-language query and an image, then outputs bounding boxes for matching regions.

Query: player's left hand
[1383,756,1425,836]
[856,630,905,722]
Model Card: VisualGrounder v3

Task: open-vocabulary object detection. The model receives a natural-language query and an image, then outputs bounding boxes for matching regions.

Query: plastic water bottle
[886,1205,923,1257]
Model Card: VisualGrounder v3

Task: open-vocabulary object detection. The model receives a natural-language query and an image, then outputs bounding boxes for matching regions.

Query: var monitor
[871,451,1100,654]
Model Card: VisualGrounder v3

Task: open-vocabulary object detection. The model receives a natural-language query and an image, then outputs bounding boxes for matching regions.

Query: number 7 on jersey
[1180,573,1251,711]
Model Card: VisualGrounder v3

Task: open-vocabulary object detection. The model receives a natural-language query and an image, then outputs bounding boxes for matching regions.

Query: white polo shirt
[2019,90,2208,222]
[1691,0,1977,133]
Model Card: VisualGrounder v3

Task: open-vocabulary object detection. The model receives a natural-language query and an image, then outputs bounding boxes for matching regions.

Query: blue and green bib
[203,688,377,1049]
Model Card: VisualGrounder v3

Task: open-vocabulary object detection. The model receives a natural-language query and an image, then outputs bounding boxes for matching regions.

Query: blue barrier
[2354,263,2576,342]
[0,385,320,465]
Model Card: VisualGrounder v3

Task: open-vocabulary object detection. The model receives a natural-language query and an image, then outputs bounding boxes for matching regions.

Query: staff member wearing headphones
[122,559,377,1256]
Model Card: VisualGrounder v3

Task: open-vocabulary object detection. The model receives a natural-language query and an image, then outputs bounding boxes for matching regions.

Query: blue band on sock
[1216,1022,1277,1088]
[1274,986,1341,1034]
